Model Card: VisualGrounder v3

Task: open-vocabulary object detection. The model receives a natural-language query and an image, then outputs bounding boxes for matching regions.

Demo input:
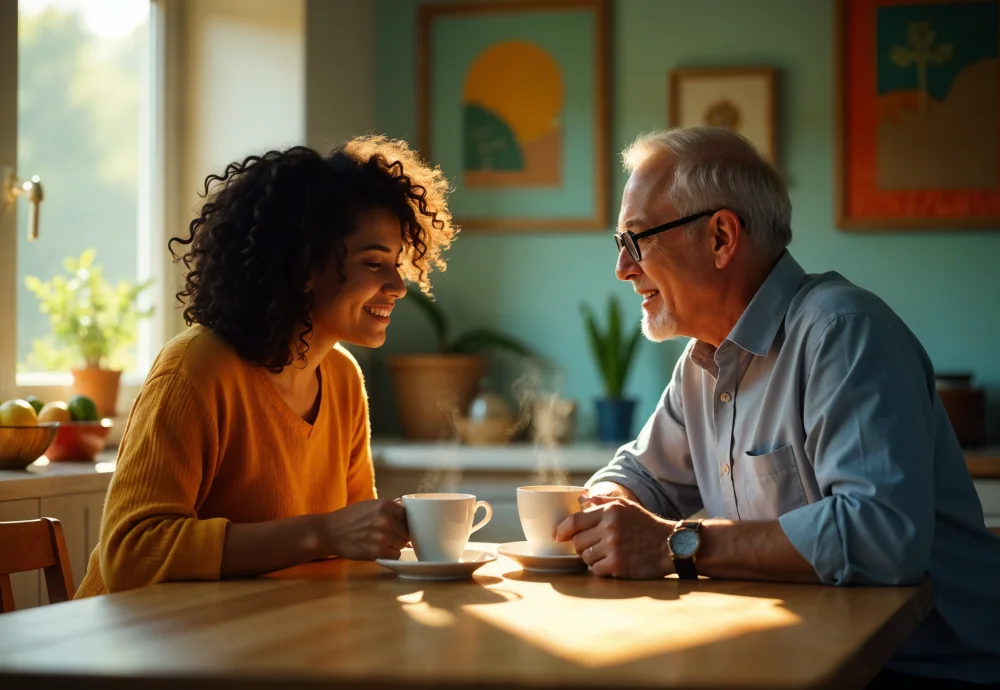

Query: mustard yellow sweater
[75,326,376,597]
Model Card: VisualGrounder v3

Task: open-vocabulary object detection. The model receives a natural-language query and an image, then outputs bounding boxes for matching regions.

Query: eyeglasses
[614,209,720,262]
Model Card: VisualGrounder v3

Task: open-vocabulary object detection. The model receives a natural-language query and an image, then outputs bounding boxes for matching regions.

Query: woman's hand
[322,499,410,561]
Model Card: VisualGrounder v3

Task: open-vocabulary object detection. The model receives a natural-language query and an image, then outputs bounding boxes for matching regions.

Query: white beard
[641,303,677,342]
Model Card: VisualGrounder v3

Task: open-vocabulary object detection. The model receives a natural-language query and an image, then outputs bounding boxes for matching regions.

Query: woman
[75,136,456,597]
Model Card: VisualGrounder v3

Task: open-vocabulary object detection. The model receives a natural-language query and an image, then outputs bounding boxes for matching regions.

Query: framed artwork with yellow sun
[418,0,610,231]
[668,67,778,165]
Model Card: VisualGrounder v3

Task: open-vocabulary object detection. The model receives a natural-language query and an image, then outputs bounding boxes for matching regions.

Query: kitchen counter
[373,440,1000,478]
[0,456,115,502]
[371,440,616,473]
[1,444,997,498]
[1,443,995,550]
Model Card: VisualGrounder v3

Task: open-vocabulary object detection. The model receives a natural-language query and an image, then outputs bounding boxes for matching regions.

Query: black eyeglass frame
[614,209,722,262]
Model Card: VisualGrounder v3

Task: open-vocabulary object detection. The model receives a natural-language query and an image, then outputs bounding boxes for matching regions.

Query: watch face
[670,528,700,558]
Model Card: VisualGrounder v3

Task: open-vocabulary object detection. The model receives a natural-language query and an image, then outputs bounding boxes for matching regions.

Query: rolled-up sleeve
[779,312,935,586]
[587,352,703,520]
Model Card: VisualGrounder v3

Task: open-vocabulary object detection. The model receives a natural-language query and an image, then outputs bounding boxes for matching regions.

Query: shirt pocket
[741,445,807,521]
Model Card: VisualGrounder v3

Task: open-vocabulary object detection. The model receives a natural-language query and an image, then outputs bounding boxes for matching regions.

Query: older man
[556,127,1000,688]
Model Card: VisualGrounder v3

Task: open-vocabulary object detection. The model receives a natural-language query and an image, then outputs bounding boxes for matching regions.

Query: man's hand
[554,496,674,579]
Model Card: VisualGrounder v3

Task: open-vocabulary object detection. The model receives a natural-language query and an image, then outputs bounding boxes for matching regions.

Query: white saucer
[375,548,497,581]
[497,541,587,573]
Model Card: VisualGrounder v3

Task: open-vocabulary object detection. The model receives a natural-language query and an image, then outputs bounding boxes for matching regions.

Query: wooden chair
[0,518,76,613]
[991,526,1000,538]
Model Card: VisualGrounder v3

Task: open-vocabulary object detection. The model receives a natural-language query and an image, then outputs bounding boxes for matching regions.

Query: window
[2,0,161,396]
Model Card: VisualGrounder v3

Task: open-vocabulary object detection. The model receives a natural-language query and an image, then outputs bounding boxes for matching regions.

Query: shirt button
[720,392,732,403]
[721,463,731,476]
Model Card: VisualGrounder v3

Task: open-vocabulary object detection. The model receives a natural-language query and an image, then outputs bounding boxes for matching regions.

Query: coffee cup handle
[470,500,493,534]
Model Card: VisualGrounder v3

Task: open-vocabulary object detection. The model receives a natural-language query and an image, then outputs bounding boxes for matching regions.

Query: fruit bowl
[0,424,60,470]
[45,419,113,462]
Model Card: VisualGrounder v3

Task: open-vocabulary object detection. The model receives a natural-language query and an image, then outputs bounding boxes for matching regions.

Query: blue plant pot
[595,398,637,444]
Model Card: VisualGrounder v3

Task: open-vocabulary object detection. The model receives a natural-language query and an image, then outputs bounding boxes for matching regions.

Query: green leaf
[21,250,154,370]
[617,323,644,397]
[581,303,609,397]
[607,295,623,395]
[405,284,450,350]
[24,275,42,293]
[581,296,645,398]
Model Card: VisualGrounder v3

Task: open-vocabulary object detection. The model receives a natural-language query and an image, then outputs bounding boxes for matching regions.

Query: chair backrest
[0,518,76,613]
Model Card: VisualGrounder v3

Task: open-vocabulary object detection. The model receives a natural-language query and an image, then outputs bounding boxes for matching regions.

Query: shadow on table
[499,567,685,602]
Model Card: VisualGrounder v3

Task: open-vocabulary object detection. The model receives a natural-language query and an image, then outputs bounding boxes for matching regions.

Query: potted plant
[581,295,643,443]
[387,285,536,440]
[23,249,154,418]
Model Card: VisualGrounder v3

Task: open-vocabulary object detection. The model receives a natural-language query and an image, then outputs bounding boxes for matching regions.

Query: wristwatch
[666,520,702,579]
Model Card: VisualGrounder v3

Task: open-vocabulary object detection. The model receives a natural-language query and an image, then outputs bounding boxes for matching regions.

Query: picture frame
[417,0,610,231]
[836,0,1000,230]
[667,67,778,164]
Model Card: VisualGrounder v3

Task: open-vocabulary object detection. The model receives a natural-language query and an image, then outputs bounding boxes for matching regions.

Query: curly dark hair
[168,135,457,372]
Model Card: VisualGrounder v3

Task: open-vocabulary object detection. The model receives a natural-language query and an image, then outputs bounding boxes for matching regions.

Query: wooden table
[0,544,932,690]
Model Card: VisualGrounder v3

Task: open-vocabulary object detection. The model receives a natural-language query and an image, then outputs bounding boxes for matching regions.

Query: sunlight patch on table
[398,591,457,628]
[463,590,802,667]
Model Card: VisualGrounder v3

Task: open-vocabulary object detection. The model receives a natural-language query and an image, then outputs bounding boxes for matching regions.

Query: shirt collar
[725,251,805,357]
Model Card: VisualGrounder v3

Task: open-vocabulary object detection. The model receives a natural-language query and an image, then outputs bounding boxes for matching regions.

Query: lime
[38,401,72,424]
[67,395,100,422]
[0,399,38,426]
[25,395,45,414]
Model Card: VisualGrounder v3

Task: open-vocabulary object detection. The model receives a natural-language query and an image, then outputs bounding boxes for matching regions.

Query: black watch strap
[671,520,702,580]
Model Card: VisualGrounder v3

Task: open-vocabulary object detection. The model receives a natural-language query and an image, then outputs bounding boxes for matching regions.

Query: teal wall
[370,0,1000,439]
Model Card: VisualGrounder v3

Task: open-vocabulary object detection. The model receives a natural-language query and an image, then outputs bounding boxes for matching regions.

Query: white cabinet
[38,492,105,601]
[0,460,113,609]
[1,490,106,609]
[0,498,41,609]
[974,480,1000,528]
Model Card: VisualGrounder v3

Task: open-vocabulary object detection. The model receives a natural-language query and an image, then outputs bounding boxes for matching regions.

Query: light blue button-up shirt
[589,251,1000,683]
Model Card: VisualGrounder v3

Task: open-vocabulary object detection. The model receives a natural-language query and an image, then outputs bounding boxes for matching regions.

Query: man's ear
[710,210,741,269]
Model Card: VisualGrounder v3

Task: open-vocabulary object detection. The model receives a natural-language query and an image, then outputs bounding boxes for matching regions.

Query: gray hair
[622,127,792,258]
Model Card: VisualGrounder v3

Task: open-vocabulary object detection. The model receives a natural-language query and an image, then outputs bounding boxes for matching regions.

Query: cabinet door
[0,498,41,609]
[975,480,1000,528]
[83,491,106,557]
[38,494,92,599]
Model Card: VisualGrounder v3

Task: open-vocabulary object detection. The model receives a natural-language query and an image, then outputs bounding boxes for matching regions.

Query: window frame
[0,0,176,410]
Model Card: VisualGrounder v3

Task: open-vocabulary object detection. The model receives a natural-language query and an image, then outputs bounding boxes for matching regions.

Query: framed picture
[668,68,778,164]
[836,0,1000,230]
[418,0,610,231]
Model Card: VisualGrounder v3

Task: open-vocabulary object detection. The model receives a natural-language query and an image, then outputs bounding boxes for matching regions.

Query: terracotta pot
[70,368,122,418]
[386,355,487,440]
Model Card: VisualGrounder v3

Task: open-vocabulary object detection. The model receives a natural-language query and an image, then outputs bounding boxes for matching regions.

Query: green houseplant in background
[387,285,537,440]
[581,294,643,443]
[23,249,154,417]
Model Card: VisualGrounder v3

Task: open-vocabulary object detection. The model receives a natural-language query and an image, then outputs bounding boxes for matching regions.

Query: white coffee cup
[517,485,586,556]
[402,493,493,562]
